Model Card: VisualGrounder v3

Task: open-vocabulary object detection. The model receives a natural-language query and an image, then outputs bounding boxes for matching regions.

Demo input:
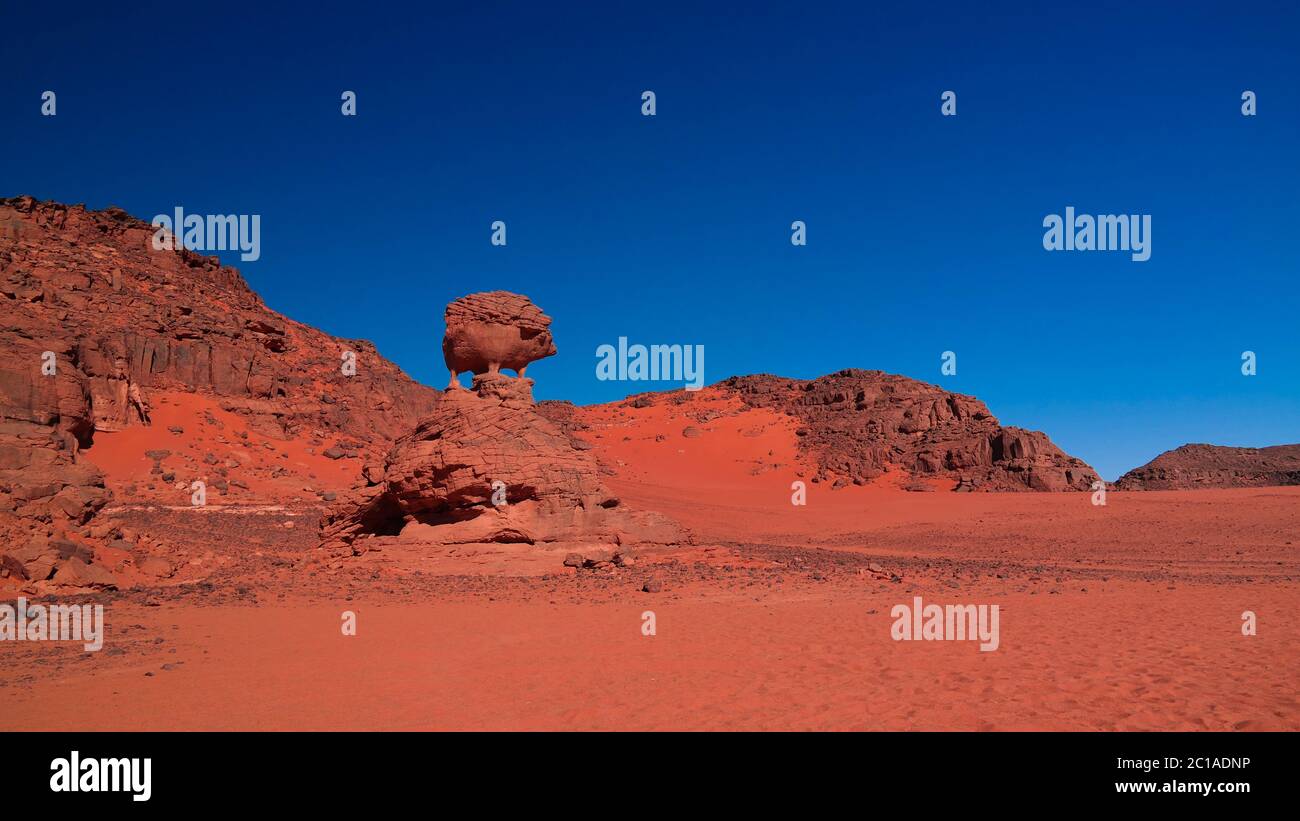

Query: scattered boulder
[135,556,173,578]
[50,556,117,589]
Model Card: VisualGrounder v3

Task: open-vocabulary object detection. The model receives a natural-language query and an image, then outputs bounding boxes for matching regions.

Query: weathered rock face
[442,291,556,388]
[0,420,114,588]
[0,195,441,587]
[0,196,438,445]
[1115,443,1300,490]
[322,297,683,554]
[719,370,1098,491]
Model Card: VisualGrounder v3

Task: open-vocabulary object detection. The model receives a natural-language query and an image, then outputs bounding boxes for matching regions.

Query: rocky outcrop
[718,370,1098,491]
[0,420,115,588]
[322,294,683,556]
[1115,443,1300,490]
[442,291,556,388]
[534,400,596,452]
[0,195,441,586]
[0,196,438,447]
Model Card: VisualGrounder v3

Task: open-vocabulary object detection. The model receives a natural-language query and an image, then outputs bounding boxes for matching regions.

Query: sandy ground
[1,578,1295,731]
[2,394,1297,731]
[80,390,362,506]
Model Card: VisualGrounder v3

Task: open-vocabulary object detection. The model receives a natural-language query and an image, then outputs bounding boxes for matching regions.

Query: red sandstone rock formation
[0,196,440,588]
[442,291,556,388]
[0,429,114,588]
[0,196,437,444]
[0,195,1103,589]
[1115,443,1300,490]
[322,297,684,557]
[717,370,1098,491]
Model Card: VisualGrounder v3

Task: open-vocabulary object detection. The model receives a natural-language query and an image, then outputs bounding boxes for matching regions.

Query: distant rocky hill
[731,371,1100,491]
[609,370,1100,492]
[1115,443,1300,490]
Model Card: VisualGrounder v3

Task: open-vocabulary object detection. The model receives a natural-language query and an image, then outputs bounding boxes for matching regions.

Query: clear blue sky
[2,1,1297,479]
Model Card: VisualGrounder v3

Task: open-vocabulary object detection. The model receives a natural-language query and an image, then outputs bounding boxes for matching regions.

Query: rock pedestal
[321,296,684,554]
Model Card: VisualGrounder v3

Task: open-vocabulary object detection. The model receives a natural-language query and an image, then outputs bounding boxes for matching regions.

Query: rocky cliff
[0,196,440,589]
[717,370,1098,491]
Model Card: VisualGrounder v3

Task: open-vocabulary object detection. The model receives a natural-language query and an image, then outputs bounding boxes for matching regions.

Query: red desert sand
[1,199,1296,731]
[3,396,1297,731]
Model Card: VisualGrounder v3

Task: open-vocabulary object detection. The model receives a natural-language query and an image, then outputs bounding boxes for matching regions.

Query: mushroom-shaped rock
[442,291,556,389]
[321,293,686,555]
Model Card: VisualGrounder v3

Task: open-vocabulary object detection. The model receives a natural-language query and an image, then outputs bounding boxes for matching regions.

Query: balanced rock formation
[443,291,556,388]
[719,370,1098,491]
[321,293,683,556]
[0,195,441,587]
[1115,443,1300,490]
